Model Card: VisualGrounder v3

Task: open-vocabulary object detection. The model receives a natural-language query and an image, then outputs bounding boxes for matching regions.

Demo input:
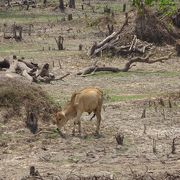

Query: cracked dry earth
[0,56,180,180]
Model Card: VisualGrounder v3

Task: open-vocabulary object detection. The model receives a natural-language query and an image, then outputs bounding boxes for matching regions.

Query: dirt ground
[0,1,180,179]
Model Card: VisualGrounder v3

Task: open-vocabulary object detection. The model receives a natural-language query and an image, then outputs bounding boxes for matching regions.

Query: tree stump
[172,9,180,28]
[104,5,111,13]
[28,24,33,36]
[55,36,64,50]
[7,0,11,7]
[59,0,65,12]
[43,0,47,7]
[13,25,23,41]
[68,14,73,21]
[69,0,75,8]
[26,110,38,134]
[79,44,83,51]
[115,133,124,145]
[175,41,180,56]
[107,24,114,35]
[123,3,126,12]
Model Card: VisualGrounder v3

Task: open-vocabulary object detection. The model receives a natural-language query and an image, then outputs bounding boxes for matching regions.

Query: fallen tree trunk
[36,73,70,83]
[77,67,120,75]
[77,53,173,75]
[51,73,70,81]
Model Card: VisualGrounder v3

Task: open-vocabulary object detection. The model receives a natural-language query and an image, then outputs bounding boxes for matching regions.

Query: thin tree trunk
[59,0,65,12]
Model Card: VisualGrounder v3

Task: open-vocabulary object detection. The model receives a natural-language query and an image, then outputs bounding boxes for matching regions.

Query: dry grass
[0,75,57,120]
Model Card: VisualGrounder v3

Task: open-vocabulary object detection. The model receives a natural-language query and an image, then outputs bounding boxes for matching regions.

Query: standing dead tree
[171,137,177,154]
[172,9,180,28]
[26,109,38,134]
[69,0,75,8]
[55,36,64,50]
[59,0,65,12]
[107,24,114,36]
[43,0,47,7]
[176,40,180,56]
[115,133,124,145]
[68,14,73,21]
[12,24,23,41]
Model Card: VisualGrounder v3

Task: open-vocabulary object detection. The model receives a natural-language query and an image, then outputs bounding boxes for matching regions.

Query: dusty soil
[0,1,180,179]
[0,57,180,180]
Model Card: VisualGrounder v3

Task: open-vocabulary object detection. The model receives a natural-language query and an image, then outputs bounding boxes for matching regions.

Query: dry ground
[0,1,180,179]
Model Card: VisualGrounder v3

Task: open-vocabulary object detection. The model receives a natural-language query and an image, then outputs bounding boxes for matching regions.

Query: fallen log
[36,73,70,83]
[18,59,38,70]
[51,73,70,81]
[77,53,173,75]
[77,66,120,75]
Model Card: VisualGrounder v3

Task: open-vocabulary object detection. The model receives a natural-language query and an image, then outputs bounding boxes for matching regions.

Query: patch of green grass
[133,71,180,78]
[46,129,60,139]
[109,94,147,102]
[68,155,80,163]
[92,70,180,78]
[0,133,11,141]
[92,71,132,78]
[95,3,124,12]
[0,10,63,24]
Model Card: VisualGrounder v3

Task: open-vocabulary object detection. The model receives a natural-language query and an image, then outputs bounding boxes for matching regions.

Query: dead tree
[69,0,75,8]
[28,24,33,36]
[171,137,177,154]
[115,133,124,145]
[6,0,11,7]
[141,108,146,118]
[55,36,64,50]
[153,139,157,154]
[17,58,38,70]
[123,3,126,12]
[172,9,180,28]
[26,109,38,134]
[79,44,83,51]
[38,63,50,77]
[107,24,114,36]
[43,0,47,7]
[13,25,23,41]
[77,53,173,75]
[143,124,147,134]
[59,0,65,12]
[26,1,30,10]
[176,41,180,56]
[68,14,73,21]
[29,166,40,176]
[3,23,12,39]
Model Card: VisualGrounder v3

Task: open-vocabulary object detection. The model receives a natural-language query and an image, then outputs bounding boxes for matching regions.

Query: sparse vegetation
[0,76,58,120]
[0,0,180,179]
